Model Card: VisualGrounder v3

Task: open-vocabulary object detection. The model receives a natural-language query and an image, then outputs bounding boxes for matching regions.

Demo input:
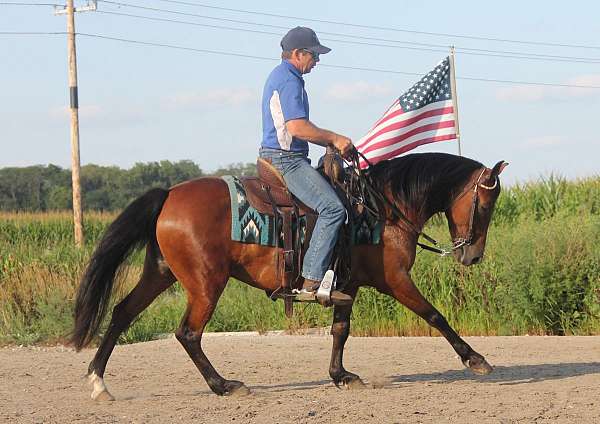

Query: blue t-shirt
[261,60,310,154]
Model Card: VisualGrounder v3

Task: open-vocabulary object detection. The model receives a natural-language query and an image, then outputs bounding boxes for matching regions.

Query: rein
[345,150,496,256]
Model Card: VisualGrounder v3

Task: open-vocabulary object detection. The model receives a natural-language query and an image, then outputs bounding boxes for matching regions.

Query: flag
[355,57,458,168]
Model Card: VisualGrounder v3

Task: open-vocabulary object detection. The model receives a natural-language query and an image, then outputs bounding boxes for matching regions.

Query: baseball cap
[280,26,331,54]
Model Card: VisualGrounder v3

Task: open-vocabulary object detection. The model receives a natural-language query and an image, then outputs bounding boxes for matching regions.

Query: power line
[73,32,600,89]
[95,10,445,56]
[0,2,59,5]
[0,31,66,34]
[146,0,600,51]
[95,6,600,64]
[2,30,599,88]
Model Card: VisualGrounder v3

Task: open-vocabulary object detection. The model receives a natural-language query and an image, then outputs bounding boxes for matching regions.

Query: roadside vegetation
[1,174,599,345]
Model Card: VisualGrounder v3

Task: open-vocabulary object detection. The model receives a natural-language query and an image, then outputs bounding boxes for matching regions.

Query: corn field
[1,175,600,345]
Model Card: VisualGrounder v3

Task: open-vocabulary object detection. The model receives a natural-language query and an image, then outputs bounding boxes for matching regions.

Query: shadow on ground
[390,362,600,386]
[251,362,600,392]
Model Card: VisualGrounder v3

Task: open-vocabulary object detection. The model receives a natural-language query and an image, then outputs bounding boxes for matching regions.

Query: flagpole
[449,46,462,156]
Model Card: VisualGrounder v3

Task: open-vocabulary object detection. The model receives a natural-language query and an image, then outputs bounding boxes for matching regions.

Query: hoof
[344,378,366,390]
[463,356,493,375]
[88,372,115,401]
[92,390,115,402]
[333,373,365,390]
[221,380,250,397]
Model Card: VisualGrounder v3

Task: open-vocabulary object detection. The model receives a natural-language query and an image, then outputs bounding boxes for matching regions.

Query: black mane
[367,152,483,217]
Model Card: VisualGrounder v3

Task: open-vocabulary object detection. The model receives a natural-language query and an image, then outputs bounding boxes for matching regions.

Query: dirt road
[1,334,599,423]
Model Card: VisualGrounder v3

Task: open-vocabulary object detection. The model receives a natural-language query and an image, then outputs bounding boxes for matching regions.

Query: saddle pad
[222,175,279,246]
[221,175,381,246]
[352,210,383,245]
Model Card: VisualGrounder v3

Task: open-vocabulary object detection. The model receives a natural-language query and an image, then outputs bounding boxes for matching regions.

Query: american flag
[355,57,458,168]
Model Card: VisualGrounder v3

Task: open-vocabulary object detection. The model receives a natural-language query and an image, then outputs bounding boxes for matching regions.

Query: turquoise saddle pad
[221,175,382,247]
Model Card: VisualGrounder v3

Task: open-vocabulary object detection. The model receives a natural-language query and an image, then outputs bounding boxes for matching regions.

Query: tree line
[0,161,256,211]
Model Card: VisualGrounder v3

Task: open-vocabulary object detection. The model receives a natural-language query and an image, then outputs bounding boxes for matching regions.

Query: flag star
[412,93,417,98]
[436,94,441,99]
[419,96,424,101]
[416,102,420,106]
[444,83,449,88]
[426,84,431,89]
[409,99,414,104]
[445,93,450,98]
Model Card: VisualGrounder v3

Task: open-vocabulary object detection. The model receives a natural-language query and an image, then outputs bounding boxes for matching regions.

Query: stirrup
[291,288,317,302]
[316,270,336,304]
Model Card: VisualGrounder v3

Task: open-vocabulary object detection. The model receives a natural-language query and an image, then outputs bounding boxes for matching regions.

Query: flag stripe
[366,101,403,134]
[360,126,457,166]
[356,100,454,150]
[359,134,457,168]
[356,104,454,150]
[369,99,401,130]
[360,119,456,155]
[363,125,457,159]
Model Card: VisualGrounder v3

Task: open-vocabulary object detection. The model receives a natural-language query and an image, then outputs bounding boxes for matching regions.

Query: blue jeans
[259,147,346,282]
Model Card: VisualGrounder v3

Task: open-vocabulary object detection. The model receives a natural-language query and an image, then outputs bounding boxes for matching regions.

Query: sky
[1,0,600,185]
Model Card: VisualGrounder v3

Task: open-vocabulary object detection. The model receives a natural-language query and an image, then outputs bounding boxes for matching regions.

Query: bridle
[444,168,498,252]
[345,149,498,256]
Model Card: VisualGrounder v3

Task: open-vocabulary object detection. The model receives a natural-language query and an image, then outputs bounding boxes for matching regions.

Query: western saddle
[238,146,381,317]
[237,157,315,317]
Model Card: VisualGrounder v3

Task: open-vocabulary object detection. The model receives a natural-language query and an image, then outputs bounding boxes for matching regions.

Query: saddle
[239,158,316,318]
[238,148,380,317]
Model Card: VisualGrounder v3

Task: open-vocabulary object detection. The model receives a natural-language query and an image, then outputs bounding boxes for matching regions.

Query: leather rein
[346,150,498,256]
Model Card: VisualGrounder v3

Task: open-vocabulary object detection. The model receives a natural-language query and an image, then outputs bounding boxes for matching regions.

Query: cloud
[166,87,256,110]
[324,81,394,102]
[522,135,567,148]
[496,74,600,102]
[48,104,150,128]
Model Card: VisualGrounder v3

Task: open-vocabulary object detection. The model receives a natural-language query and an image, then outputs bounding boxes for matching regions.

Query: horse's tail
[71,187,170,351]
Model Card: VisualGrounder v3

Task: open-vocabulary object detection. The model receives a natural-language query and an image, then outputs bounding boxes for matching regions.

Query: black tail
[71,188,169,351]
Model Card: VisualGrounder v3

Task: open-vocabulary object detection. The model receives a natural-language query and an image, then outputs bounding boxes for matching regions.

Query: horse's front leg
[380,272,493,375]
[329,289,365,389]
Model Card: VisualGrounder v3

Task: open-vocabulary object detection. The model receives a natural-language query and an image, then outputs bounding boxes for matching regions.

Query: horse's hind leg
[87,243,176,401]
[175,273,249,397]
[381,272,493,375]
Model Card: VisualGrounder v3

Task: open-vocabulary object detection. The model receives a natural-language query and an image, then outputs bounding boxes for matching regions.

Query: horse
[71,152,507,400]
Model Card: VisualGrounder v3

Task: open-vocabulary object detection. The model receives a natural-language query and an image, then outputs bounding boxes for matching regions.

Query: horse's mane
[366,152,483,217]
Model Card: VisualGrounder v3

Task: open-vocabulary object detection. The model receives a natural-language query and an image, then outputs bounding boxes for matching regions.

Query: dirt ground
[1,334,600,423]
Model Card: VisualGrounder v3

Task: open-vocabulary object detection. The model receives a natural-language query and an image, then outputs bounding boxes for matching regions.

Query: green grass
[1,175,600,345]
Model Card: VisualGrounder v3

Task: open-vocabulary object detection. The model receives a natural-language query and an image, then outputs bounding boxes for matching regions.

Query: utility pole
[55,1,96,247]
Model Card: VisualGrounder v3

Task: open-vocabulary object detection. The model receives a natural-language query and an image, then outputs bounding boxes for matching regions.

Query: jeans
[259,147,346,282]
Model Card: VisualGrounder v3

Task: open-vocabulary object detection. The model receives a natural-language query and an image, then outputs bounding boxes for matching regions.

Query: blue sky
[2,1,599,184]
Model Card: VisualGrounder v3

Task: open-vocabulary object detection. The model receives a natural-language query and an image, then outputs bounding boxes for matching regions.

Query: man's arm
[286,119,353,157]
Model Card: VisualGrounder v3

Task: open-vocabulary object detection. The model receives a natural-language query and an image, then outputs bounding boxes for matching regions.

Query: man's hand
[332,134,354,158]
[285,119,354,157]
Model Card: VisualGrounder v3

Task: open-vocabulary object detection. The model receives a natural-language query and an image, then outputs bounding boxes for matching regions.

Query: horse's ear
[490,161,508,180]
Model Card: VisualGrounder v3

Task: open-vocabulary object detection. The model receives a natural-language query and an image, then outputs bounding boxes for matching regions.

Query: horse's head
[445,160,508,266]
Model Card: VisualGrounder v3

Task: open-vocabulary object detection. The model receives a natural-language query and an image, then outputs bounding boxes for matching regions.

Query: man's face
[296,49,319,74]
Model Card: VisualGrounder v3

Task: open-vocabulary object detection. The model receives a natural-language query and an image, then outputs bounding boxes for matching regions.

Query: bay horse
[71,152,507,400]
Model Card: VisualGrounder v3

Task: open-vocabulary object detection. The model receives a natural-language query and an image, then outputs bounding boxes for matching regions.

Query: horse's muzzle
[453,246,483,266]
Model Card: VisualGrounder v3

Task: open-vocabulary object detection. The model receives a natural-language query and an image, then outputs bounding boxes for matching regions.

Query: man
[259,26,353,304]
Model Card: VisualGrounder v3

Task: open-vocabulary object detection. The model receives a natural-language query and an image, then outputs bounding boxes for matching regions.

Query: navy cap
[280,26,331,54]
